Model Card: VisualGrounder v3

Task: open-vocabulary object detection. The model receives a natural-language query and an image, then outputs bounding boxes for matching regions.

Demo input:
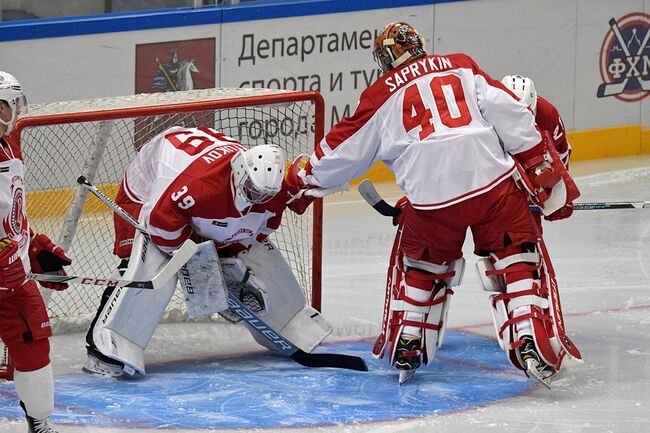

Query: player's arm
[471,59,542,155]
[148,178,197,255]
[472,62,578,218]
[286,90,382,194]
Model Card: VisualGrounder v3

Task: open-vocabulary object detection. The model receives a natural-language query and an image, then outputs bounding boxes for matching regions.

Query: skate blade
[526,359,552,389]
[83,355,132,378]
[398,369,416,384]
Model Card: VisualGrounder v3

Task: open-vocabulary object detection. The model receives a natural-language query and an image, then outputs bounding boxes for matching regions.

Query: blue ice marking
[0,331,534,428]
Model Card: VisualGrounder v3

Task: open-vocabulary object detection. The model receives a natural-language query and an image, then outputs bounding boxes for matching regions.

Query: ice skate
[520,337,552,389]
[83,347,134,378]
[393,336,422,384]
[20,401,59,433]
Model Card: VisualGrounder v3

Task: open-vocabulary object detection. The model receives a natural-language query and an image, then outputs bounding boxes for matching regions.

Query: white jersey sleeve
[302,53,543,210]
[473,69,542,156]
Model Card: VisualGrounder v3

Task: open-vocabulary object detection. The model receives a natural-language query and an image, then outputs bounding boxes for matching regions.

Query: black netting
[20,94,318,332]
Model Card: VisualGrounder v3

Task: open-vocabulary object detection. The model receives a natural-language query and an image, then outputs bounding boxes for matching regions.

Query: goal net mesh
[13,88,323,335]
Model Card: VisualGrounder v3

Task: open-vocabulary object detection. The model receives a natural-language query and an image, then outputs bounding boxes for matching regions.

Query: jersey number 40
[403,74,472,139]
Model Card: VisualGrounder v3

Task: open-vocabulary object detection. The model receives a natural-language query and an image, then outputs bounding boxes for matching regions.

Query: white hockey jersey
[302,53,542,209]
[0,136,30,274]
[122,126,287,254]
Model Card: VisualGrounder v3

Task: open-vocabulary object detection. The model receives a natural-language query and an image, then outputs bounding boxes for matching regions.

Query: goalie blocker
[512,131,580,217]
[86,230,331,377]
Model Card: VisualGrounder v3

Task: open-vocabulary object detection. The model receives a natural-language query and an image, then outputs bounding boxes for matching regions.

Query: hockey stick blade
[597,80,628,97]
[290,349,368,371]
[358,179,402,217]
[227,295,368,371]
[27,240,197,290]
[147,239,198,288]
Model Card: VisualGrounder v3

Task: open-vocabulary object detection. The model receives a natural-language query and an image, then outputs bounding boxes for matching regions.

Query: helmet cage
[373,22,426,73]
[0,72,28,134]
[231,145,285,206]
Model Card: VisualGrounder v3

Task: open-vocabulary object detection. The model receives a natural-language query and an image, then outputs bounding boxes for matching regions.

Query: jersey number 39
[403,74,472,139]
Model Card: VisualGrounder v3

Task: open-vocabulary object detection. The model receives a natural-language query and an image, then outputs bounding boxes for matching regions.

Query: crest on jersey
[597,13,650,102]
[2,175,28,245]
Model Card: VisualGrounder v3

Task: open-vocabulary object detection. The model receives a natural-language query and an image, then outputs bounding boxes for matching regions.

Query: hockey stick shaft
[73,176,198,288]
[227,295,368,371]
[77,176,148,235]
[28,273,156,289]
[358,179,650,217]
[80,176,366,371]
[27,240,197,290]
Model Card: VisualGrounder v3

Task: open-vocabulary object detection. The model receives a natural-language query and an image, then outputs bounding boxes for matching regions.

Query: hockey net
[0,88,324,379]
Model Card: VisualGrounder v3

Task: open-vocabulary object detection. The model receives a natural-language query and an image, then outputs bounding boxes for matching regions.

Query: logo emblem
[598,13,650,102]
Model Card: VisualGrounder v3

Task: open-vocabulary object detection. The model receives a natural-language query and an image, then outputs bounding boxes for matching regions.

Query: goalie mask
[0,71,28,135]
[231,144,286,206]
[373,22,427,73]
[502,75,537,115]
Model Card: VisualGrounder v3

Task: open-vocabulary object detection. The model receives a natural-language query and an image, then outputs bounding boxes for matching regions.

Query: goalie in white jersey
[286,22,582,386]
[84,126,328,378]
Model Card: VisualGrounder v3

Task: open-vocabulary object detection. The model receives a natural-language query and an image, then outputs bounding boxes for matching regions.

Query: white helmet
[501,75,537,114]
[0,71,28,135]
[231,144,286,206]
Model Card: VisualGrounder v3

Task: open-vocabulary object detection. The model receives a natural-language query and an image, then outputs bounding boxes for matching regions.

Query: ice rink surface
[2,160,650,432]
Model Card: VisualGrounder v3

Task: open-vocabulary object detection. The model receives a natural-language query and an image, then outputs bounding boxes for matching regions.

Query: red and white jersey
[0,136,30,275]
[302,53,542,210]
[536,96,571,166]
[123,127,287,254]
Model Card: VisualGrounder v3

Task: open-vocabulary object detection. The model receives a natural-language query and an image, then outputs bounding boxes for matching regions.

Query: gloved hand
[284,155,315,214]
[0,238,26,298]
[393,196,409,226]
[29,233,72,291]
[544,202,573,221]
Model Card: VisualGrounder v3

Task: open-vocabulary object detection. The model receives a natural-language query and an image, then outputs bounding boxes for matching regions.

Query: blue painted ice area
[0,331,533,429]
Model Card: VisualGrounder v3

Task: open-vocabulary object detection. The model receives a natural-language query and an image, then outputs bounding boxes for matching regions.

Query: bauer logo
[597,13,650,102]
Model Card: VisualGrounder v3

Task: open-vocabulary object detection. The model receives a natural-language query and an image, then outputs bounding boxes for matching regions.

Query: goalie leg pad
[229,240,332,353]
[480,241,581,378]
[88,230,178,375]
[386,255,463,366]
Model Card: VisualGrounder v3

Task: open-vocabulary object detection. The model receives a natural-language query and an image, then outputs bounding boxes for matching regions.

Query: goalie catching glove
[29,232,72,291]
[512,131,579,219]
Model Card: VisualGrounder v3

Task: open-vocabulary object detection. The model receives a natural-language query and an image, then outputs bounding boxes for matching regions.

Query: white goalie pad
[232,240,332,353]
[387,257,464,365]
[178,241,228,320]
[91,230,178,375]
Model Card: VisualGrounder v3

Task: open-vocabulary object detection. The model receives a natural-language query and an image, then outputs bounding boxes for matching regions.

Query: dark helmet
[373,22,427,73]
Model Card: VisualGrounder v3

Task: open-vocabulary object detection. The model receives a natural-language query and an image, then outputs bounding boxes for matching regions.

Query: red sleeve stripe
[150,225,193,250]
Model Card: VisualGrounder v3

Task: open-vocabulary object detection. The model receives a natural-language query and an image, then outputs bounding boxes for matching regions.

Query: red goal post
[7,88,325,337]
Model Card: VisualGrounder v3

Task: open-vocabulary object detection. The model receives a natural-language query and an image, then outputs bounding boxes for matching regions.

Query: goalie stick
[27,239,196,290]
[357,179,650,216]
[79,176,368,372]
[227,294,367,371]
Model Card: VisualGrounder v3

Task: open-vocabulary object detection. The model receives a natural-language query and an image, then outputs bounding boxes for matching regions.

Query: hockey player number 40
[403,74,472,139]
